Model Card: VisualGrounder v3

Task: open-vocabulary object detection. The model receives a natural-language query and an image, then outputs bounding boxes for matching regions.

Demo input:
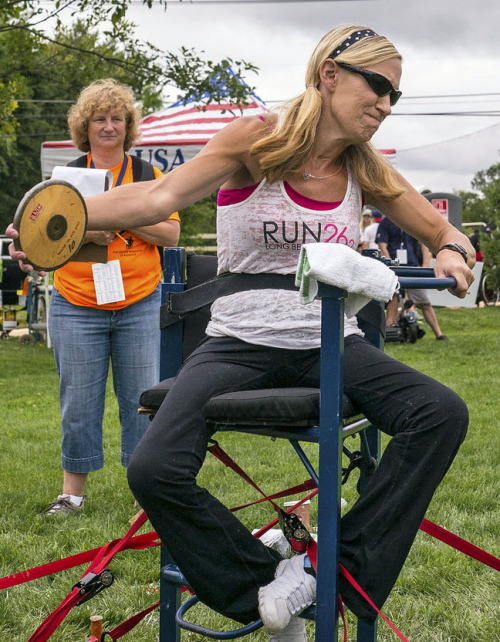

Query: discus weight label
[30,203,43,221]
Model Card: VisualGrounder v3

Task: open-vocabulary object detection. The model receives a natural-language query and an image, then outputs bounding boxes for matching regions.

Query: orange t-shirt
[54,154,180,310]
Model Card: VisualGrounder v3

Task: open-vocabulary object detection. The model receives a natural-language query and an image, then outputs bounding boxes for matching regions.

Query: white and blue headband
[329,29,378,59]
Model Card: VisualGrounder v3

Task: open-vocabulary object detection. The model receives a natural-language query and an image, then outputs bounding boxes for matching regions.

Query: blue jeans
[49,287,160,473]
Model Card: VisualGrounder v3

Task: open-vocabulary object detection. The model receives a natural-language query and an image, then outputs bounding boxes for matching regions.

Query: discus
[13,180,87,271]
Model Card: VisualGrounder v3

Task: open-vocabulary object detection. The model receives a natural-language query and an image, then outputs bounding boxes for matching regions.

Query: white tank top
[206,165,364,349]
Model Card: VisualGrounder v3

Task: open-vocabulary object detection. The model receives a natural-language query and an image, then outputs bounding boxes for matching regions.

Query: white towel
[296,243,399,317]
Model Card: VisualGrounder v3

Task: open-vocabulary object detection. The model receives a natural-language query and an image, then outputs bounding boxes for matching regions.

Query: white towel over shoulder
[296,243,399,317]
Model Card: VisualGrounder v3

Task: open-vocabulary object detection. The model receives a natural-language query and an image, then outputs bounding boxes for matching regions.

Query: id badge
[396,248,408,265]
[92,259,126,305]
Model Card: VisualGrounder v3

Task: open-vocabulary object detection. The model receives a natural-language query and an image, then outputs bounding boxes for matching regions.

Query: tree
[456,190,489,225]
[179,193,218,254]
[457,159,500,290]
[0,1,258,231]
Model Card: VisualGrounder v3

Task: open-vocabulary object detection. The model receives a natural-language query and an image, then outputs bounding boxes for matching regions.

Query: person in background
[8,28,474,640]
[357,207,373,251]
[22,79,180,516]
[376,215,448,339]
[358,207,382,251]
[468,228,483,262]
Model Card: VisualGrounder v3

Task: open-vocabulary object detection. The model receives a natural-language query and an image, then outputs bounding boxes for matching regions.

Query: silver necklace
[302,158,344,181]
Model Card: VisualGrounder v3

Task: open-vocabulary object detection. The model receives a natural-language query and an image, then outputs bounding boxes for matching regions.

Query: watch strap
[437,243,468,263]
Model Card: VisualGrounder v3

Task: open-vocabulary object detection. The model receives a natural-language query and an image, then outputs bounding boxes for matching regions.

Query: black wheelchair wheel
[481,273,499,306]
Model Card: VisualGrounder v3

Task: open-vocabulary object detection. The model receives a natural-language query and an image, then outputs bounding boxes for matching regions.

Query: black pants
[128,335,468,624]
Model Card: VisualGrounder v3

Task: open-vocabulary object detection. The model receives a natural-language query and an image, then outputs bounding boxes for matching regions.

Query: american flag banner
[138,95,268,147]
[139,67,267,145]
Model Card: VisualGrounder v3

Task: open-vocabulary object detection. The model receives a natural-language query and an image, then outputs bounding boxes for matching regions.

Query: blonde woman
[358,207,374,251]
[9,28,474,640]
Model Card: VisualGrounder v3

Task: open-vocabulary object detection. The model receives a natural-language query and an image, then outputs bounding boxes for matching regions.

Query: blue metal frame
[157,248,456,641]
[158,247,378,641]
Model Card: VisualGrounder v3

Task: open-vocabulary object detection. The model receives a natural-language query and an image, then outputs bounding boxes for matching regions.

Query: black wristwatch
[437,243,468,263]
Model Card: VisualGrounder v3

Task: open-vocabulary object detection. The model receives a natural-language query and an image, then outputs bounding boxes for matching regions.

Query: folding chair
[139,247,455,641]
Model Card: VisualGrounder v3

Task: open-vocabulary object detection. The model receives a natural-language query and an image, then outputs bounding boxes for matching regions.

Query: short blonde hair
[251,26,404,200]
[67,79,141,152]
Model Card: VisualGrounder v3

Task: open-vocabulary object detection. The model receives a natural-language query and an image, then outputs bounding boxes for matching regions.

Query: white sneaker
[258,553,316,634]
[269,615,307,641]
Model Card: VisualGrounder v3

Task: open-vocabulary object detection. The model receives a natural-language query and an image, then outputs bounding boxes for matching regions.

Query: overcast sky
[126,0,500,191]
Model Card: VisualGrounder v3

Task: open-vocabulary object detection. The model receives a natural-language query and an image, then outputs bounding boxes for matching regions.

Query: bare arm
[368,173,475,298]
[378,242,390,259]
[369,174,475,262]
[129,219,180,246]
[85,116,266,232]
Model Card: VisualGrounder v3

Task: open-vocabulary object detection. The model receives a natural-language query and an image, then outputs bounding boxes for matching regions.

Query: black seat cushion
[139,378,177,412]
[140,379,359,427]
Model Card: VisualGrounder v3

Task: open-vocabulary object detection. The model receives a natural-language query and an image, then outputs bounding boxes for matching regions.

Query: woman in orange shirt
[45,79,180,515]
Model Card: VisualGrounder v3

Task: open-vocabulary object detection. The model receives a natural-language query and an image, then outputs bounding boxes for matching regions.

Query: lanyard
[90,154,129,187]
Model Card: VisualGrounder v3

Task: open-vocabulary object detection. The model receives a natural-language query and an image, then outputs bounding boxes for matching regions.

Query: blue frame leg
[357,616,378,642]
[159,547,181,642]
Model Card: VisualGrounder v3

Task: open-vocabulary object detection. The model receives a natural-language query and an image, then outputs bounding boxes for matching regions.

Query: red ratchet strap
[420,518,500,571]
[339,563,409,642]
[231,481,317,512]
[211,443,408,640]
[209,442,284,511]
[103,600,160,639]
[305,538,409,642]
[209,441,319,536]
[26,511,155,642]
[5,439,499,640]
[0,530,160,592]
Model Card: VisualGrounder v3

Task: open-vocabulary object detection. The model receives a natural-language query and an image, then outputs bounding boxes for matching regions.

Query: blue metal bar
[176,596,263,639]
[399,276,456,290]
[160,247,185,381]
[357,616,378,642]
[391,266,435,277]
[315,284,345,641]
[163,246,186,284]
[159,248,185,642]
[160,551,181,641]
[289,439,320,488]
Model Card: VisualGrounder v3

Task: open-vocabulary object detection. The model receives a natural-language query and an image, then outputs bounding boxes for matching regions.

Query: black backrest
[182,254,218,360]
[178,253,384,360]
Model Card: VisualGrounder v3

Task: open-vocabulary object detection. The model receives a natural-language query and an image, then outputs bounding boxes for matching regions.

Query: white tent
[40,93,268,179]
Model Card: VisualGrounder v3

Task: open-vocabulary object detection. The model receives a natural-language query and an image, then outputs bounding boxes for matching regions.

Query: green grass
[0,306,499,641]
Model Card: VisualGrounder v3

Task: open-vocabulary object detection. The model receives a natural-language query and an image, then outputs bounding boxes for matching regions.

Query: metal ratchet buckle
[73,569,115,605]
[278,508,312,553]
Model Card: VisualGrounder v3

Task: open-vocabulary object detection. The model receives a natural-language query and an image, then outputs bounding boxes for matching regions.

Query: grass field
[0,306,499,641]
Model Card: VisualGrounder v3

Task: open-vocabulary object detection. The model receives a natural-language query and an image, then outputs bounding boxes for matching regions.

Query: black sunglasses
[335,62,402,106]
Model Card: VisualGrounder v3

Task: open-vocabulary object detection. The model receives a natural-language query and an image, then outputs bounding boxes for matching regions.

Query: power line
[402,92,500,100]
[15,99,74,104]
[392,112,500,117]
[132,0,373,3]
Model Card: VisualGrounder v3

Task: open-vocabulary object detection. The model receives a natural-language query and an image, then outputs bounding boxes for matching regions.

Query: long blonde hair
[251,25,404,200]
